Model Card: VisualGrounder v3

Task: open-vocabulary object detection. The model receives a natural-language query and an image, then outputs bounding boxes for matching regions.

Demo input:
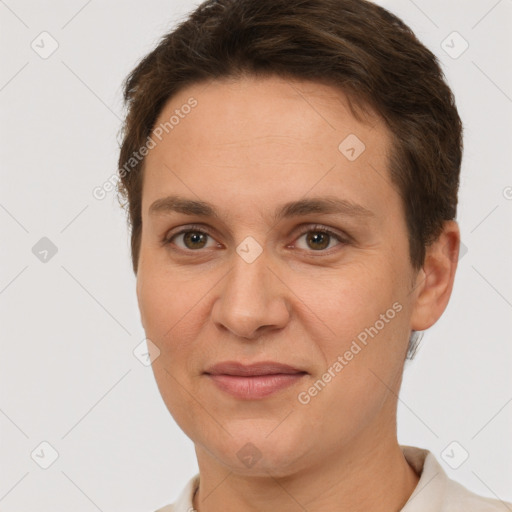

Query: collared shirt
[154,445,510,511]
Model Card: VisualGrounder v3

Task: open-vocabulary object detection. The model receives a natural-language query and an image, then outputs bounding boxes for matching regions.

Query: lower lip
[206,373,306,399]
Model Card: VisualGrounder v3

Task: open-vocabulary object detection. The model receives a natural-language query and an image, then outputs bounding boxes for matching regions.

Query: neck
[193,429,419,512]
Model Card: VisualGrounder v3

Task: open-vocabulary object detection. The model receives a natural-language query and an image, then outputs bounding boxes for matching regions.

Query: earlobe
[410,220,460,331]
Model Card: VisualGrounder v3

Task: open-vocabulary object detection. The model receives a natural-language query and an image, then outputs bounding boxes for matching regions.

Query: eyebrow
[148,195,375,222]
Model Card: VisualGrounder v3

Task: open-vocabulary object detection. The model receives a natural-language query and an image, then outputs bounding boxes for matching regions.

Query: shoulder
[441,476,509,511]
[154,506,175,512]
[153,473,199,512]
[401,445,511,511]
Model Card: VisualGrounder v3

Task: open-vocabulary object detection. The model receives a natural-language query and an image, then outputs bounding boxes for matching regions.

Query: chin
[198,425,314,477]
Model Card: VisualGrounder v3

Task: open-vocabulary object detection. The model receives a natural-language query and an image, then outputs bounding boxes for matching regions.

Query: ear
[410,220,460,331]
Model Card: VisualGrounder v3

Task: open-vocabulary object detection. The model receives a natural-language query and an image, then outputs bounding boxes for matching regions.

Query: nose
[211,250,291,340]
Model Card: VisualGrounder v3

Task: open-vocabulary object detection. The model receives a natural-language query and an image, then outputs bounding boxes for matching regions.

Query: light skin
[136,75,460,512]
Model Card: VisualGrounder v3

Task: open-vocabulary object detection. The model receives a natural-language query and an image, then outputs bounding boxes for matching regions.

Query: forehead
[141,75,398,225]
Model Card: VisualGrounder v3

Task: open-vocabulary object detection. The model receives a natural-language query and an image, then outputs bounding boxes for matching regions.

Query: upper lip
[205,361,306,376]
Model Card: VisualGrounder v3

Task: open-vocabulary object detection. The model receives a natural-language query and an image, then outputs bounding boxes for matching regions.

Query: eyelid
[290,223,350,242]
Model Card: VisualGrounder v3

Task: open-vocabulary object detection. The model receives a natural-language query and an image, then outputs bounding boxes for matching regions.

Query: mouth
[204,361,308,399]
[205,360,306,376]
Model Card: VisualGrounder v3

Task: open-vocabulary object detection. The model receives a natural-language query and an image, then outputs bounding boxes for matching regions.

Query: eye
[164,226,218,251]
[293,225,347,252]
[163,224,349,254]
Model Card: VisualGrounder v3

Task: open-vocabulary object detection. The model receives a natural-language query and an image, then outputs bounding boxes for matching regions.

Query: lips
[204,361,307,399]
[204,360,306,377]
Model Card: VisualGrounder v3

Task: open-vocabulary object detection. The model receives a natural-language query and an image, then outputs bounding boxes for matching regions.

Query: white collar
[157,445,509,511]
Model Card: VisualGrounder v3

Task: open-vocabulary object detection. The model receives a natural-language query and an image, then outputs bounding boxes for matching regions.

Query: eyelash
[162,224,350,255]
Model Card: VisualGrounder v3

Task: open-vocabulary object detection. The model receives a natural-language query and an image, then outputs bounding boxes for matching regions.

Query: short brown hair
[117,0,463,275]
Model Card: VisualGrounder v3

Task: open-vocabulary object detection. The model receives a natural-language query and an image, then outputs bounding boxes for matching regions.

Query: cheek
[136,262,211,376]
[292,264,408,392]
[291,263,399,340]
[137,267,200,430]
[137,265,185,370]
[295,315,407,447]
[150,359,202,442]
[137,256,192,334]
[137,276,169,338]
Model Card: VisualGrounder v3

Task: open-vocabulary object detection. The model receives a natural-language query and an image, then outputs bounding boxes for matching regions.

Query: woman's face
[136,75,428,475]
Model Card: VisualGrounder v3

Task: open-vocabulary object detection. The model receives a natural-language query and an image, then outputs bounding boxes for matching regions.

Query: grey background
[1,0,511,510]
